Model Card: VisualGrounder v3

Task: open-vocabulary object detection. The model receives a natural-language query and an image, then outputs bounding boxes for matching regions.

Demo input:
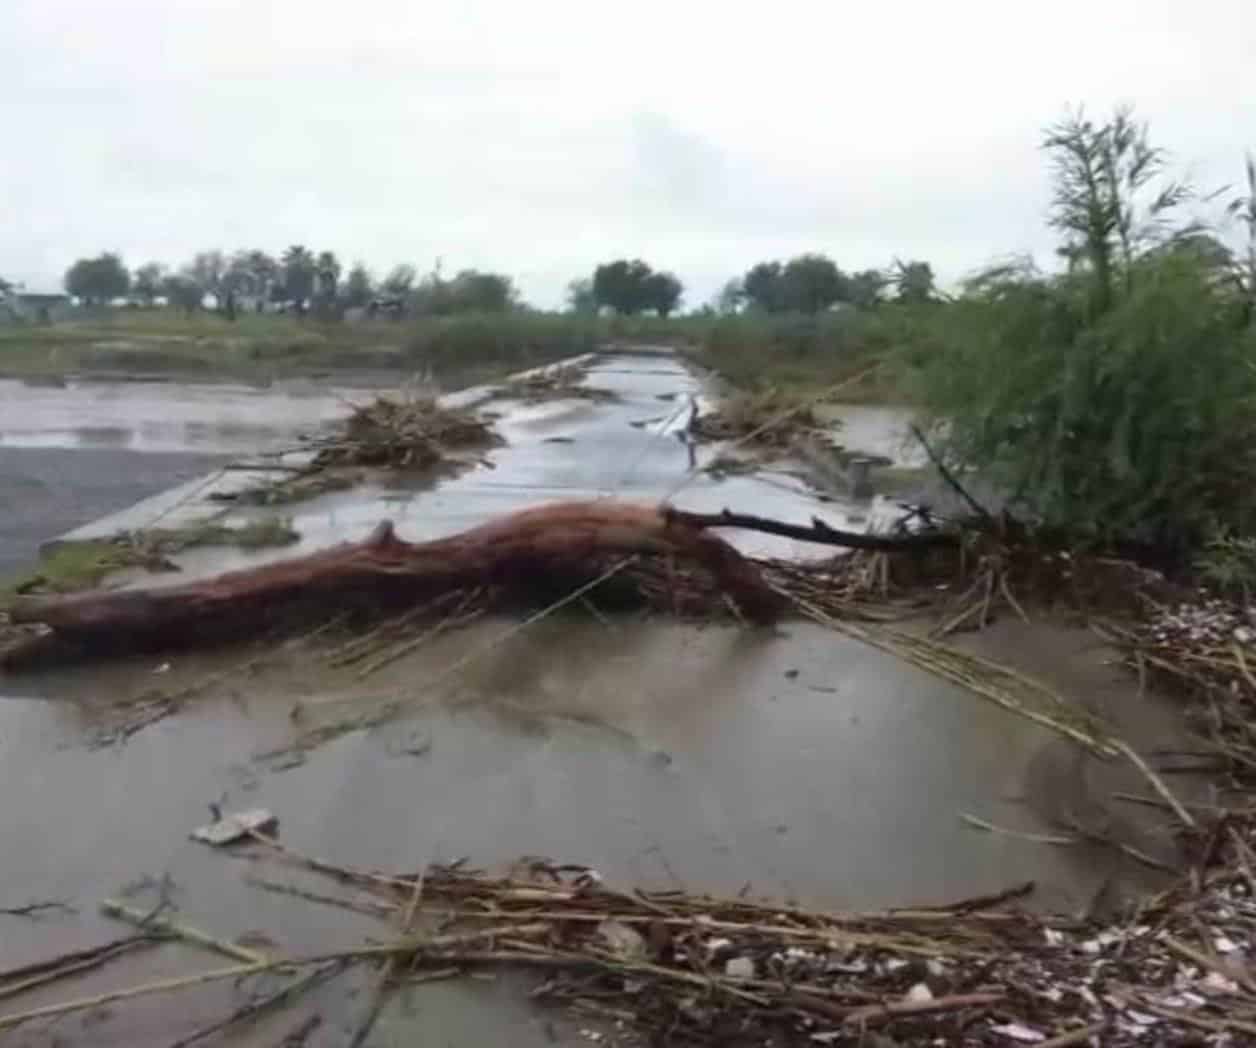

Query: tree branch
[663,507,957,552]
[908,424,995,525]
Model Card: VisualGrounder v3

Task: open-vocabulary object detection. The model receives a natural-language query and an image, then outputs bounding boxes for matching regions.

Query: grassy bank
[685,308,922,403]
[0,307,914,401]
[0,310,602,387]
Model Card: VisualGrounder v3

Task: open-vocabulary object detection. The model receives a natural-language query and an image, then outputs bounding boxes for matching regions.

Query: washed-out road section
[0,352,1195,1046]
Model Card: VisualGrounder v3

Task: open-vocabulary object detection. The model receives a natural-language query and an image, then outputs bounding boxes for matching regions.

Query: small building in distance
[0,288,75,324]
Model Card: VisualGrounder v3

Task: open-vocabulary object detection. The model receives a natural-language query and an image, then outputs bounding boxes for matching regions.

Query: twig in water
[0,935,157,1003]
[244,830,418,893]
[356,590,484,680]
[243,875,397,919]
[899,880,1036,915]
[165,961,345,1048]
[100,898,268,965]
[345,863,427,1048]
[909,423,995,526]
[1112,739,1198,829]
[959,813,1076,846]
[0,934,541,1031]
[275,1013,322,1047]
[0,899,76,919]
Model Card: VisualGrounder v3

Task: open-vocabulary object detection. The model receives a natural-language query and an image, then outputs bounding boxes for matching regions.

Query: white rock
[1200,970,1241,995]
[596,919,646,961]
[1214,936,1239,954]
[883,958,911,973]
[1043,928,1065,947]
[990,1022,1045,1043]
[903,982,933,1003]
[724,956,755,980]
[1161,991,1206,1009]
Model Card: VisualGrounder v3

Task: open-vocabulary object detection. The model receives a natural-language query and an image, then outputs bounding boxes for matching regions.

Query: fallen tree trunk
[4,500,961,668]
[4,501,786,666]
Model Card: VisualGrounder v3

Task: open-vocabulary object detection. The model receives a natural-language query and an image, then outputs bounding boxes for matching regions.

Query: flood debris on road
[1101,599,1256,786]
[502,361,619,404]
[5,817,1256,1046]
[309,393,498,470]
[688,389,837,449]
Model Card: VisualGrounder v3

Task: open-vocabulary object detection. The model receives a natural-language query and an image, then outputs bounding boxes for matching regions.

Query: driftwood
[3,501,959,668]
[3,502,784,665]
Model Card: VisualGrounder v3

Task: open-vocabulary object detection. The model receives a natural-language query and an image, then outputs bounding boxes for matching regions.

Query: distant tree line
[60,247,941,321]
[62,249,520,321]
[715,255,938,314]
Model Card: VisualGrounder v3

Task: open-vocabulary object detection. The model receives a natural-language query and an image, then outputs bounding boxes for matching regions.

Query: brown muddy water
[0,352,1208,1046]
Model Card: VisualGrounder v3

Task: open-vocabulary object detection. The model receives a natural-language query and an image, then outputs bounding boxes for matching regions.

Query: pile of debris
[688,390,836,450]
[7,815,1256,1046]
[310,395,498,469]
[503,362,619,403]
[1102,596,1256,781]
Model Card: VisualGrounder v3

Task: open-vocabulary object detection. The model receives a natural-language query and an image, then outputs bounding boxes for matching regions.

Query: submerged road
[0,354,1191,1046]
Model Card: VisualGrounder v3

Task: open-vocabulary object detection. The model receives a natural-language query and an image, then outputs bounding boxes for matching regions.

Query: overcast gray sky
[3,0,1253,307]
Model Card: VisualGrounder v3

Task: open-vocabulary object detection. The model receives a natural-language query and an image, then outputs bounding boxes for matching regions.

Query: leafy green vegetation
[689,307,920,402]
[910,108,1256,555]
[1196,530,1256,598]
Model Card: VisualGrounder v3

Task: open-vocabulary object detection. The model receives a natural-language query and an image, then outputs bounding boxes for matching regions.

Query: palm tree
[281,245,316,309]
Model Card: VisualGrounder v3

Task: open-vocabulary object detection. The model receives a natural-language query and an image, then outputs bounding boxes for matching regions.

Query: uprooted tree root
[6,820,1256,1045]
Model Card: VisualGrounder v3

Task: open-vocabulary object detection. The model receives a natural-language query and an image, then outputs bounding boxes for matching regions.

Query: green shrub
[915,253,1256,552]
[911,109,1256,556]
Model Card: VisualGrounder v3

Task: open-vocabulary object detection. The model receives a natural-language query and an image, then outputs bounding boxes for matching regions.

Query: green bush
[914,253,1256,552]
[693,308,916,400]
[910,109,1256,556]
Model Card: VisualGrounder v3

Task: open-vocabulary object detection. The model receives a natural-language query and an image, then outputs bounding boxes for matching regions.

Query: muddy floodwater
[0,352,1204,1046]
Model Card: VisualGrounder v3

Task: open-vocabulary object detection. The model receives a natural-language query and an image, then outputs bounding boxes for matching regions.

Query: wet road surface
[0,353,1198,1046]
